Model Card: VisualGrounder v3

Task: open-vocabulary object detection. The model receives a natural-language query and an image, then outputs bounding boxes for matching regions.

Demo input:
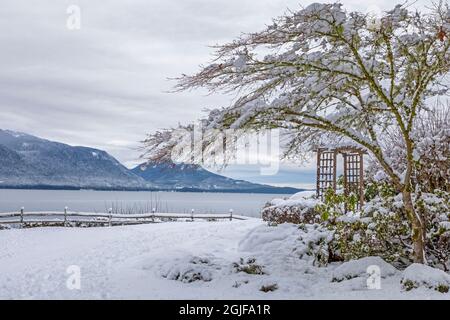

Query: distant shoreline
[0,185,305,194]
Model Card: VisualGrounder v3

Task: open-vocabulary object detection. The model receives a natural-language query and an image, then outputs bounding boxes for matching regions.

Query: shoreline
[0,185,306,194]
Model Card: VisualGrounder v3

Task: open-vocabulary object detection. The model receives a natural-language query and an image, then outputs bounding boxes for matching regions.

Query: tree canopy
[143,2,450,263]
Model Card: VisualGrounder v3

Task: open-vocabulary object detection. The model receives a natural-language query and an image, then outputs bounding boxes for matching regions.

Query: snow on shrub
[239,222,333,267]
[327,188,449,270]
[259,283,279,293]
[261,191,321,225]
[159,255,219,283]
[239,223,301,256]
[365,105,450,193]
[416,191,450,271]
[331,196,411,265]
[296,224,334,267]
[260,183,449,270]
[401,264,450,293]
[232,258,266,275]
[332,257,397,282]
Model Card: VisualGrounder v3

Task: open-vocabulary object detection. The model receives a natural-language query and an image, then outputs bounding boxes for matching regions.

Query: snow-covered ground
[0,220,449,300]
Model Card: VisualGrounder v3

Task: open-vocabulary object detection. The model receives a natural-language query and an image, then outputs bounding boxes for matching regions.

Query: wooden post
[343,153,348,212]
[316,149,321,199]
[343,153,348,197]
[333,150,337,193]
[64,206,68,227]
[20,207,24,225]
[152,208,156,222]
[359,152,365,208]
[191,209,194,222]
[108,208,113,227]
[229,209,233,221]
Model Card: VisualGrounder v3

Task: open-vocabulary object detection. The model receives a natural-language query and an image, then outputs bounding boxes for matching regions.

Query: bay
[0,189,295,218]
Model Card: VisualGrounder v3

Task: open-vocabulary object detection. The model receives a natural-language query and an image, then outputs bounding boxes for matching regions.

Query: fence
[0,208,246,228]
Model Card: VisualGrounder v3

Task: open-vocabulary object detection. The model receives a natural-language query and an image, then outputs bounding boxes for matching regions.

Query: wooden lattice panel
[343,152,364,209]
[316,149,337,200]
[315,147,365,212]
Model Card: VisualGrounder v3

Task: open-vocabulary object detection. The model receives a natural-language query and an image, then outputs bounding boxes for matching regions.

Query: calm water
[0,189,294,218]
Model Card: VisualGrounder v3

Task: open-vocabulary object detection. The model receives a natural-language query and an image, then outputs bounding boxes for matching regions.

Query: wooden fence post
[20,207,24,225]
[64,206,68,227]
[229,209,233,221]
[108,208,113,227]
[191,209,194,222]
[152,208,156,222]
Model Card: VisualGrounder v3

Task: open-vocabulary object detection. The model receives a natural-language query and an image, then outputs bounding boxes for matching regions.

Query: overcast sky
[0,0,430,188]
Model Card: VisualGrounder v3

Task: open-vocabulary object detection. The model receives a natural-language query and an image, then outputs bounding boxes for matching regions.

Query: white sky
[0,0,431,188]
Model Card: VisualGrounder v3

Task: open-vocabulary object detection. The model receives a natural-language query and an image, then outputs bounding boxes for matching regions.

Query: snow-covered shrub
[366,105,450,193]
[296,224,334,267]
[330,195,411,265]
[261,192,321,225]
[331,191,450,270]
[239,222,333,267]
[232,258,266,275]
[315,187,359,222]
[416,191,450,271]
[260,283,278,293]
[261,184,449,270]
[332,257,397,282]
[232,280,249,288]
[160,256,217,283]
[414,106,450,193]
[401,264,450,293]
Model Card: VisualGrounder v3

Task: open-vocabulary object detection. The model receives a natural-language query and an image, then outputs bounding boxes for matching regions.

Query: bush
[296,223,334,267]
[261,193,321,225]
[232,258,266,275]
[401,263,450,293]
[260,284,278,292]
[416,191,450,271]
[160,256,216,283]
[365,105,450,193]
[341,194,411,263]
[331,190,449,270]
[331,256,397,282]
[261,183,450,271]
[315,188,359,221]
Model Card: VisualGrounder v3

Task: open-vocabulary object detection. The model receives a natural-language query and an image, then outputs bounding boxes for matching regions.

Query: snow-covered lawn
[0,220,449,300]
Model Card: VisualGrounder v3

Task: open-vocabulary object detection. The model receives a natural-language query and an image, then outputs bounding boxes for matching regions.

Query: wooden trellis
[316,149,337,200]
[316,147,366,210]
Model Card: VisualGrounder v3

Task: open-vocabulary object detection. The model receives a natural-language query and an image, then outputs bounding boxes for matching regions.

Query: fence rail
[0,208,246,228]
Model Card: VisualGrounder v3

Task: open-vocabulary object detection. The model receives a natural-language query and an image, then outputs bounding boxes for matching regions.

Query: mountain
[0,129,302,193]
[131,162,302,194]
[0,129,150,190]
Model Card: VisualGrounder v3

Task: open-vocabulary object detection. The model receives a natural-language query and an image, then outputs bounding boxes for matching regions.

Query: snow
[332,257,398,282]
[373,170,387,182]
[158,255,215,283]
[401,264,450,292]
[0,221,449,299]
[268,191,318,208]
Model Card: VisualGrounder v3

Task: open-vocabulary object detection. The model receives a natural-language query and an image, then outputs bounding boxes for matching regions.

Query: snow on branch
[145,2,450,186]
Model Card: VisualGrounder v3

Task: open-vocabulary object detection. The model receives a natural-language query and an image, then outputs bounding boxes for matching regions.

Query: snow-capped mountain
[0,129,301,193]
[131,162,301,193]
[0,129,150,190]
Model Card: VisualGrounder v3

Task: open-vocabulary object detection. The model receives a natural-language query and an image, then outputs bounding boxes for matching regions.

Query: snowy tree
[144,2,450,263]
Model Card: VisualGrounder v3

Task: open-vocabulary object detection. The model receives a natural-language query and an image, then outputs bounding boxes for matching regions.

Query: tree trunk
[402,190,426,264]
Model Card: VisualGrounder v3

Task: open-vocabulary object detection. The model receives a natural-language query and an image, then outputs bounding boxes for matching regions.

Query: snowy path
[0,220,449,299]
